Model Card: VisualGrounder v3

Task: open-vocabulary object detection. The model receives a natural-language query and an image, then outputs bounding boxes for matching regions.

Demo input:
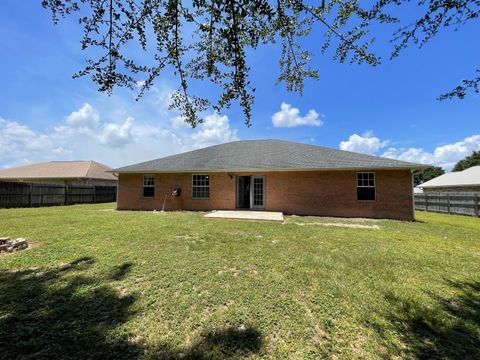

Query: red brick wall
[117,170,414,220]
[117,172,235,212]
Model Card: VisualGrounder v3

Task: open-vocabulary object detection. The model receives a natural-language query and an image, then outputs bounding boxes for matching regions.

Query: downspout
[161,193,167,212]
[411,170,415,221]
[113,173,119,208]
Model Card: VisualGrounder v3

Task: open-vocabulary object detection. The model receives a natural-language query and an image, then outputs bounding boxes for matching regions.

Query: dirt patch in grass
[287,215,380,223]
[292,222,380,229]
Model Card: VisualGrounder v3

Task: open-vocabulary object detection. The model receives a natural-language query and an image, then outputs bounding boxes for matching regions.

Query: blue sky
[0,1,479,171]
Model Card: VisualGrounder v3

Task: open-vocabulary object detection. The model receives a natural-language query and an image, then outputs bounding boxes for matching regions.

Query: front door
[251,176,265,209]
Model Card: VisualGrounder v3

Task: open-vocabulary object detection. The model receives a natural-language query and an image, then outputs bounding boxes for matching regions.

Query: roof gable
[113,140,427,173]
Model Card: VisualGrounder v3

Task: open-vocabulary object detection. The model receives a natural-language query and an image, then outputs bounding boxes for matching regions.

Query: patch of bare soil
[292,222,380,229]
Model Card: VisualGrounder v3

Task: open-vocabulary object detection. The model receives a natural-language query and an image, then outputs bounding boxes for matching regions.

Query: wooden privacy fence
[0,181,116,208]
[414,192,480,217]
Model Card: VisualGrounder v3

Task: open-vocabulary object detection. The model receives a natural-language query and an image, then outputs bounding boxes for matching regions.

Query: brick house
[113,140,427,220]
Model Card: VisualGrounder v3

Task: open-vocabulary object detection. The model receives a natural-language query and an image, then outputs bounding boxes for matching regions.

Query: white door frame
[250,175,265,210]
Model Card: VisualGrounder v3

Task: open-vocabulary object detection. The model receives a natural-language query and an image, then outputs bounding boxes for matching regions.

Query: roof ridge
[84,160,94,177]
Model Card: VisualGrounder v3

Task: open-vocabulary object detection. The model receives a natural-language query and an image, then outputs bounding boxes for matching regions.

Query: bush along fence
[414,192,480,217]
[0,181,117,208]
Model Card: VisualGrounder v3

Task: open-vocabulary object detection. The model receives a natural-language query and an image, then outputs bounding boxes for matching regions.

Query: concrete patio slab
[204,210,284,222]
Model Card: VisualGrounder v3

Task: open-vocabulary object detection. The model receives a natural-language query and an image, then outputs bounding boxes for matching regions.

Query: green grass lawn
[0,204,479,359]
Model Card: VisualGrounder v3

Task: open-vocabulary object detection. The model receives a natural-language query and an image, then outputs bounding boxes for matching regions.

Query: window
[252,176,265,207]
[143,175,155,197]
[192,174,209,198]
[357,172,375,201]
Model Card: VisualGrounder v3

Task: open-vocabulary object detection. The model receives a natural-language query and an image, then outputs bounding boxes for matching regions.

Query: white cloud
[99,117,135,147]
[191,112,238,148]
[339,131,480,171]
[382,147,435,165]
[272,102,323,128]
[139,83,175,111]
[0,103,240,169]
[433,134,480,166]
[65,103,99,129]
[170,115,190,129]
[339,131,389,155]
[383,134,480,171]
[0,117,68,167]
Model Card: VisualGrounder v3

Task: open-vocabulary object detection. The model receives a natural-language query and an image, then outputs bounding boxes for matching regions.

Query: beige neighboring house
[419,166,480,193]
[0,161,117,186]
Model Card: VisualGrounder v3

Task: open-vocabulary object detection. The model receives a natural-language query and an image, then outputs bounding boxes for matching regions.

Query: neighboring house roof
[419,166,480,188]
[113,139,428,173]
[0,161,117,181]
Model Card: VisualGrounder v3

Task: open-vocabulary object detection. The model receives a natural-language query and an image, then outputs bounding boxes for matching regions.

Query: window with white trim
[357,172,375,201]
[143,175,155,197]
[192,174,209,198]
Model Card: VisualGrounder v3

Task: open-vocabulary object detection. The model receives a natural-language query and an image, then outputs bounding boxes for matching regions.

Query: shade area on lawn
[0,204,479,359]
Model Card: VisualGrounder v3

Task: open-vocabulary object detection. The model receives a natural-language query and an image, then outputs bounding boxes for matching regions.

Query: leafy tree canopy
[452,151,480,172]
[41,0,480,126]
[413,166,444,187]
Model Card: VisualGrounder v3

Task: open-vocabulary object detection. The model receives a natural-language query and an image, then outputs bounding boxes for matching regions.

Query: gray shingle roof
[113,140,428,173]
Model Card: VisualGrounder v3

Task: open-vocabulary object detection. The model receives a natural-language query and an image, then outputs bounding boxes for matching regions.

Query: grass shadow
[0,258,264,359]
[0,258,141,359]
[378,279,480,359]
[154,325,264,359]
[186,325,263,359]
[109,262,134,280]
